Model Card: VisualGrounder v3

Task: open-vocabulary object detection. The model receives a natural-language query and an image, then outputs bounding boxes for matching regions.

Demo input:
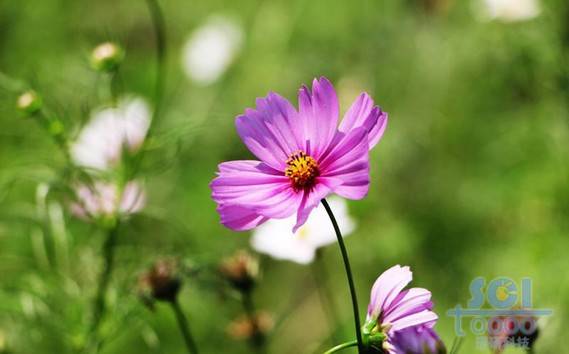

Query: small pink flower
[210,77,387,231]
[363,265,443,354]
[70,181,145,221]
[71,97,150,171]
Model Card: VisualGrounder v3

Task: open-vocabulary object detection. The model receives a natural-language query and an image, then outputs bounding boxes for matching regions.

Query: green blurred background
[1,0,568,353]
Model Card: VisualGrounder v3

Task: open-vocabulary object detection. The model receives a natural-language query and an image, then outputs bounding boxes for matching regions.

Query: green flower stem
[170,299,200,354]
[109,70,120,107]
[145,0,166,128]
[36,110,72,165]
[321,198,364,354]
[86,222,120,351]
[323,340,359,354]
[242,290,266,353]
[129,0,167,178]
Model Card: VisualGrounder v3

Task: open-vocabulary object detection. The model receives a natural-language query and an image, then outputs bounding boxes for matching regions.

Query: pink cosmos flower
[363,265,443,354]
[210,77,387,231]
[389,325,445,354]
[70,181,145,221]
[71,97,150,171]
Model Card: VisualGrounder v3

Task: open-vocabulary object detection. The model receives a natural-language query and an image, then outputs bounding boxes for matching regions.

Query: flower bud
[362,318,387,349]
[226,311,273,343]
[91,42,124,72]
[17,90,42,116]
[138,259,182,304]
[219,250,259,293]
[49,119,65,138]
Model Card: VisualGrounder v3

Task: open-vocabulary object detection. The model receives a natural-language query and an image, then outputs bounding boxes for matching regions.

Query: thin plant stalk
[242,290,266,353]
[323,340,358,354]
[130,0,167,178]
[170,299,200,354]
[321,198,363,354]
[145,0,166,130]
[35,110,72,165]
[86,221,120,351]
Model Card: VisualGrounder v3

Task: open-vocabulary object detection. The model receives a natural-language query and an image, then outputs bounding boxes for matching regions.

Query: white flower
[479,0,540,22]
[71,97,150,171]
[181,16,243,85]
[250,197,356,264]
[70,181,145,220]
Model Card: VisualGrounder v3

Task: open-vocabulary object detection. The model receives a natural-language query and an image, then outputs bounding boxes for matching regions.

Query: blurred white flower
[480,0,540,22]
[181,16,243,85]
[250,196,356,264]
[71,97,150,170]
[70,181,145,220]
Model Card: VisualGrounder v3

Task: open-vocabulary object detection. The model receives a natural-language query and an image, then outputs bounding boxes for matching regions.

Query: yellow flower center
[285,151,319,191]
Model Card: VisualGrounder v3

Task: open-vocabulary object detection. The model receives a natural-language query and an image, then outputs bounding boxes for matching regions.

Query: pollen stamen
[285,151,319,191]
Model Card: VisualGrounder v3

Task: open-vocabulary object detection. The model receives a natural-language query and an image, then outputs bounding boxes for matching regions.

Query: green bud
[362,319,386,350]
[90,42,124,72]
[49,119,65,137]
[17,90,42,116]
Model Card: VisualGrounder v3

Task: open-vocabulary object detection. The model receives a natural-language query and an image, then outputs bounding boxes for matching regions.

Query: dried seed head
[138,259,182,303]
[226,311,273,342]
[219,250,259,292]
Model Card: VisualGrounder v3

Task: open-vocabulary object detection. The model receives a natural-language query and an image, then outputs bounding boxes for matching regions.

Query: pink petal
[119,181,146,214]
[319,127,370,200]
[298,77,339,159]
[389,310,438,332]
[217,205,268,231]
[211,160,301,221]
[339,92,388,149]
[292,177,342,232]
[367,265,413,320]
[236,93,302,171]
[382,288,433,325]
[368,109,388,149]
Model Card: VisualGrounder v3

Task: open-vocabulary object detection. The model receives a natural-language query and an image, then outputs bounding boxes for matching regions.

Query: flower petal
[251,218,318,264]
[217,205,268,231]
[339,93,388,149]
[320,127,370,200]
[389,309,438,332]
[367,265,413,320]
[298,77,339,158]
[382,288,433,325]
[236,93,302,171]
[390,325,443,354]
[211,160,301,221]
[292,177,342,233]
[119,181,146,214]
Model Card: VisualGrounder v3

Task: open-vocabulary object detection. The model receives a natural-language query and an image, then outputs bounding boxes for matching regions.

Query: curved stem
[129,0,167,179]
[321,199,363,354]
[143,0,166,138]
[170,299,200,354]
[86,222,120,351]
[323,340,359,354]
[36,110,72,165]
